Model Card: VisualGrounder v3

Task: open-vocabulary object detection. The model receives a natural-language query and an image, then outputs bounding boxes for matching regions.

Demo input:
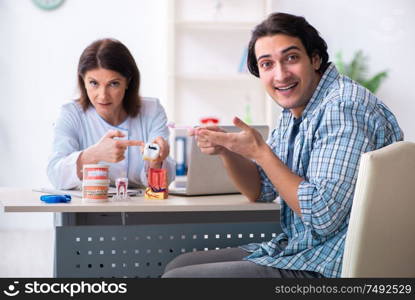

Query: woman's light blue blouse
[47,97,176,189]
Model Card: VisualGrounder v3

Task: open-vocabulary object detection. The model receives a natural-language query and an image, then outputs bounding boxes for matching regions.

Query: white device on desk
[169,125,269,196]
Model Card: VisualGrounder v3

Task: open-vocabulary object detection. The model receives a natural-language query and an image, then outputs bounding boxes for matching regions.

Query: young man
[162,12,403,278]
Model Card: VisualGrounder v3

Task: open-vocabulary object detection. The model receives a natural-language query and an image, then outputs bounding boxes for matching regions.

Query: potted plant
[335,50,388,94]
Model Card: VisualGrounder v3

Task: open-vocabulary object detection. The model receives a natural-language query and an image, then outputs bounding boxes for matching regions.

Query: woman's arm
[47,104,83,189]
[139,99,176,186]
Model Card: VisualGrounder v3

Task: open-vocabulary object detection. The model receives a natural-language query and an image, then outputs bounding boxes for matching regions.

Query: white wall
[0,0,168,228]
[272,0,415,142]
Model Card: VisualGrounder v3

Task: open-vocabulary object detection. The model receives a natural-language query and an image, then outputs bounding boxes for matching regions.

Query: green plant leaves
[334,50,388,94]
[362,71,388,94]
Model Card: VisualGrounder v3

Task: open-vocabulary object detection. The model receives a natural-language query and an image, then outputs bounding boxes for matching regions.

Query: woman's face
[83,68,128,120]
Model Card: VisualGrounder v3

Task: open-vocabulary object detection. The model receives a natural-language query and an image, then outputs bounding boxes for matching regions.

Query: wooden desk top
[0,188,280,213]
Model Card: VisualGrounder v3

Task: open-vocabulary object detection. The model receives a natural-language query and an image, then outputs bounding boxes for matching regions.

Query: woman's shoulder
[60,100,84,114]
[141,96,161,107]
[57,100,86,125]
[139,97,165,116]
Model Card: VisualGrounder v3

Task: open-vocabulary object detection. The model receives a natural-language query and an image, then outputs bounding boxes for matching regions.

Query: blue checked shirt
[241,63,403,278]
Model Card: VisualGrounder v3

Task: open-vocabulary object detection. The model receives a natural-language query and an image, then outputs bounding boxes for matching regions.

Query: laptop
[169,125,269,196]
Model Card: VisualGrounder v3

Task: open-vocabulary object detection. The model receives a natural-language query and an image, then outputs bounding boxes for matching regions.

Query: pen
[167,121,196,130]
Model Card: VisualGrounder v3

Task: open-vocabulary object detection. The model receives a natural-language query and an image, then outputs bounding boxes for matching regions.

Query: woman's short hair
[77,38,141,117]
[247,12,329,77]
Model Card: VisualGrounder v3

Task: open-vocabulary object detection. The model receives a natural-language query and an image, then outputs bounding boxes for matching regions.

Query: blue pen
[40,194,71,203]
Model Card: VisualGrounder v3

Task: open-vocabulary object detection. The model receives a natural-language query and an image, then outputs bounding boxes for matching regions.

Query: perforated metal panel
[55,222,281,278]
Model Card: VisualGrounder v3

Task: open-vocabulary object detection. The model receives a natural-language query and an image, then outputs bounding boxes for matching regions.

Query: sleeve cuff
[53,151,82,189]
[256,181,278,202]
[255,163,278,202]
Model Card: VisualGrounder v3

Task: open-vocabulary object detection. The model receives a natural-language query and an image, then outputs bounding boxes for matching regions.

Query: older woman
[47,38,175,189]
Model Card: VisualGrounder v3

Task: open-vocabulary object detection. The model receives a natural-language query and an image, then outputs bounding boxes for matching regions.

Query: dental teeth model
[143,143,160,161]
[114,177,129,201]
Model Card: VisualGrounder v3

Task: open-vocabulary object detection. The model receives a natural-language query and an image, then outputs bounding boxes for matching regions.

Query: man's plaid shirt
[241,63,403,278]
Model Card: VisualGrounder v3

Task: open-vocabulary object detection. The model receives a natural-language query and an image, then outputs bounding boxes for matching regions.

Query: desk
[1,188,280,278]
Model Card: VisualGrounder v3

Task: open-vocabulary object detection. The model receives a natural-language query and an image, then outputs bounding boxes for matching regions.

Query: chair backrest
[341,141,415,277]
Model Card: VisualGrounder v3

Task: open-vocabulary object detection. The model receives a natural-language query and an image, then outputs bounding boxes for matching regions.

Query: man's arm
[254,146,303,214]
[197,117,303,213]
[222,145,303,211]
[219,150,261,202]
[192,124,262,201]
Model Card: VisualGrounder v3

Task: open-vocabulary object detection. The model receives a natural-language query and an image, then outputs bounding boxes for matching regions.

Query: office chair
[341,141,415,277]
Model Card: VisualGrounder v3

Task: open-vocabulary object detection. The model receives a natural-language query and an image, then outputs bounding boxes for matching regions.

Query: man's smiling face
[255,34,322,117]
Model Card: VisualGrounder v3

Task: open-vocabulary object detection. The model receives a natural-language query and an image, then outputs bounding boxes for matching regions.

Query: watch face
[32,0,65,10]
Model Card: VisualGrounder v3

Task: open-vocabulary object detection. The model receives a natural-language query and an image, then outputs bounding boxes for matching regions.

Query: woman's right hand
[76,130,142,180]
[87,130,143,163]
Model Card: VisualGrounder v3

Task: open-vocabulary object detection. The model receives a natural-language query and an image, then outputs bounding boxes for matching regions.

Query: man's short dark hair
[247,12,329,77]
